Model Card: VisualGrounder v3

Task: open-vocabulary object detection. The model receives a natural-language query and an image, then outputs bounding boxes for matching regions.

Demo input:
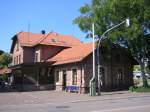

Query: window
[35,53,38,62]
[62,70,67,89]
[16,56,18,64]
[100,67,105,86]
[117,68,123,84]
[56,70,59,82]
[16,42,19,51]
[14,57,16,65]
[47,68,51,77]
[72,69,77,85]
[19,55,21,64]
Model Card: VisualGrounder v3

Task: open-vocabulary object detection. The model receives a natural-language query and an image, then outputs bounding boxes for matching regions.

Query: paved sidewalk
[0,90,150,106]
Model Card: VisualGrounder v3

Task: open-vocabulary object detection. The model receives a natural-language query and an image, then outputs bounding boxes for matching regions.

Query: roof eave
[10,35,17,53]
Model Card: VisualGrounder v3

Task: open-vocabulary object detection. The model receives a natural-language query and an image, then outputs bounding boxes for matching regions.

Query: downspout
[80,63,82,94]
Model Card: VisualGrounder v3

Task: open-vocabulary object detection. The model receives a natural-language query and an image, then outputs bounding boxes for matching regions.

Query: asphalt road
[0,91,150,112]
[65,95,150,112]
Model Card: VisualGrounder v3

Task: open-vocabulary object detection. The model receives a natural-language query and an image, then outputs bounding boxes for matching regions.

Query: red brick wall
[12,43,65,64]
[41,45,64,61]
[23,47,35,63]
[53,48,134,93]
[53,63,84,91]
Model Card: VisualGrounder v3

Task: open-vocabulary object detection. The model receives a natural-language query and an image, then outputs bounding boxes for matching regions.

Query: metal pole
[89,23,96,96]
[89,19,129,96]
[96,18,130,95]
[97,43,101,95]
[97,19,129,47]
[92,23,96,81]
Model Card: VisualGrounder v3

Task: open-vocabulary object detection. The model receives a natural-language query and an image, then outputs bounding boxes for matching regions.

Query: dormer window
[51,39,56,42]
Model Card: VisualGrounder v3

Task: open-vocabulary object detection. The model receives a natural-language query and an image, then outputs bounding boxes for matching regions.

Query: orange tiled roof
[37,32,82,47]
[15,32,82,47]
[47,42,93,65]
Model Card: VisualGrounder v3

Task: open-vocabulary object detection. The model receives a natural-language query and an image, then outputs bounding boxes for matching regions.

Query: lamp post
[90,23,96,96]
[97,18,130,95]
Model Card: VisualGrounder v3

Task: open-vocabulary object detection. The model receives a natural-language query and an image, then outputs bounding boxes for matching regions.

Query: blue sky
[0,0,92,52]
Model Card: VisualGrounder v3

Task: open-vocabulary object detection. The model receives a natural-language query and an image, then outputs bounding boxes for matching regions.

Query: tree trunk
[141,33,148,87]
[140,62,148,87]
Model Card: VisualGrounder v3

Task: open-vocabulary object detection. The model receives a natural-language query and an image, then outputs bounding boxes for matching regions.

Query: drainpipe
[80,63,82,94]
[89,23,96,96]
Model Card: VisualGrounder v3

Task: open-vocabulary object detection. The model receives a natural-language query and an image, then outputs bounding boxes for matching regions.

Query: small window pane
[35,53,38,62]
[19,55,21,64]
[56,70,59,82]
[72,69,77,85]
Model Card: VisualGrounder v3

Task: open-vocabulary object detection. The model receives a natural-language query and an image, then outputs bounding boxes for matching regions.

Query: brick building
[10,31,136,93]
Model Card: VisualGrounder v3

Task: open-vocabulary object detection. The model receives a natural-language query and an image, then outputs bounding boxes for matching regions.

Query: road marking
[92,104,150,112]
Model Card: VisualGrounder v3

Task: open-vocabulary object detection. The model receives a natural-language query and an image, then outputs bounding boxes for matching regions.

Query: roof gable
[10,31,82,53]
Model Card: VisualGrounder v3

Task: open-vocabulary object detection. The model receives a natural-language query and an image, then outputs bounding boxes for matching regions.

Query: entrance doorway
[62,70,67,90]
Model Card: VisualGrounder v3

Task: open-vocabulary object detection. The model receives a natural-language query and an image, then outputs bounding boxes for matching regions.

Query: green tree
[0,50,3,55]
[74,0,150,87]
[0,53,12,68]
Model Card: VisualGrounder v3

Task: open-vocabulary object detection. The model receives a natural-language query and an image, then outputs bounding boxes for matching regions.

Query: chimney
[41,30,46,34]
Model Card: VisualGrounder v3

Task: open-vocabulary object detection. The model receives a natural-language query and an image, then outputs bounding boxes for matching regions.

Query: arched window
[117,68,123,85]
[100,67,105,86]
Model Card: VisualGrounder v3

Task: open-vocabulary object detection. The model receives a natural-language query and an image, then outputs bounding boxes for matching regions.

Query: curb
[62,94,150,104]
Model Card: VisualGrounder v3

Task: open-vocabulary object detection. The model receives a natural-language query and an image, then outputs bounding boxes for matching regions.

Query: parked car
[133,71,150,79]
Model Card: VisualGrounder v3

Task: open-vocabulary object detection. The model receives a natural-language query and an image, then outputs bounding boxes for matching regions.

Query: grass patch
[139,79,150,85]
[129,86,150,92]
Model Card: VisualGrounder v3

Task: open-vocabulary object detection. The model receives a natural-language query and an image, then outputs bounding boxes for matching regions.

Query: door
[62,70,67,90]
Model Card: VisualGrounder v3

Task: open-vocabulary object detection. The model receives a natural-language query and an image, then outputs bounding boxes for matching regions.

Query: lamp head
[125,18,130,27]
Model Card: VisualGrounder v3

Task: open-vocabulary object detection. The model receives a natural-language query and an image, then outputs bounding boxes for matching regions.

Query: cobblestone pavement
[0,90,150,112]
[0,90,148,105]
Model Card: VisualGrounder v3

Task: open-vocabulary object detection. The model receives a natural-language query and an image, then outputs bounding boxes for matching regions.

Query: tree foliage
[0,53,12,68]
[74,0,149,39]
[74,0,150,87]
[0,50,4,55]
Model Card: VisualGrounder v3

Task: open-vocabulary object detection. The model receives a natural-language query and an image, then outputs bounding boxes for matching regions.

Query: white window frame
[72,67,78,85]
[99,66,107,86]
[55,69,60,83]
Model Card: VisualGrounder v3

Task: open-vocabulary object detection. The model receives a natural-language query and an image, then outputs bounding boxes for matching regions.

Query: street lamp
[97,18,130,95]
[90,18,130,96]
[89,23,96,96]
